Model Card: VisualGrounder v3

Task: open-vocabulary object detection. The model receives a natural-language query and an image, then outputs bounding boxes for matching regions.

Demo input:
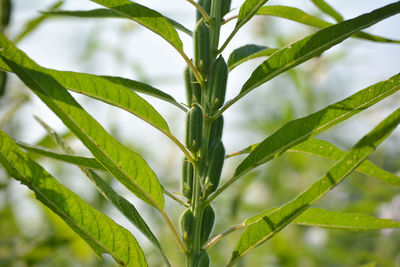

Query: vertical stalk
[185,1,223,266]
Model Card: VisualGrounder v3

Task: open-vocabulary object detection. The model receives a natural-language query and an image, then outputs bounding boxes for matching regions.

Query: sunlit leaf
[227,44,278,70]
[235,0,269,30]
[239,2,400,96]
[293,208,400,230]
[91,0,184,52]
[229,138,400,187]
[0,34,165,210]
[0,35,176,135]
[32,117,168,261]
[45,9,192,36]
[230,108,400,265]
[233,73,400,182]
[256,5,400,44]
[0,130,148,267]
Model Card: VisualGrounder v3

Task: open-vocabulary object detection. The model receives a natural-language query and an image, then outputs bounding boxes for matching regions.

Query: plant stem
[204,224,244,250]
[162,187,190,207]
[186,0,211,23]
[161,210,187,254]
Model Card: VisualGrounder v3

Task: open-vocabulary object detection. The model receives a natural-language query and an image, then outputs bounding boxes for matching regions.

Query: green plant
[1,1,400,266]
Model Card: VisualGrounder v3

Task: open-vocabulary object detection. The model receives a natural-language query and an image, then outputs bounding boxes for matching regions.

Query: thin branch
[160,210,187,254]
[163,187,189,207]
[223,15,238,24]
[203,224,245,250]
[186,0,211,23]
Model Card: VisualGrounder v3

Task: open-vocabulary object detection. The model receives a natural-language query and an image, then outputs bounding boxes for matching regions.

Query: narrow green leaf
[0,35,165,210]
[310,0,344,22]
[234,73,400,181]
[230,108,400,265]
[16,140,105,171]
[44,9,192,36]
[0,130,148,267]
[0,35,176,135]
[293,208,400,230]
[31,117,170,265]
[235,0,269,30]
[90,0,184,52]
[231,138,400,187]
[13,1,64,44]
[227,44,278,70]
[256,6,400,44]
[240,2,400,95]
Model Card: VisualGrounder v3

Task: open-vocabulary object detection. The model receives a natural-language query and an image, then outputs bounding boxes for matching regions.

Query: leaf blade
[227,44,278,70]
[240,2,400,95]
[234,73,400,181]
[0,130,148,267]
[44,9,192,36]
[236,0,269,30]
[230,108,400,265]
[256,5,400,44]
[293,208,400,230]
[16,140,106,170]
[90,0,183,51]
[0,34,165,210]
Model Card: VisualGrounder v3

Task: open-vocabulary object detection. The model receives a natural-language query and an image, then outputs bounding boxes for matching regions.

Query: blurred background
[1,0,400,266]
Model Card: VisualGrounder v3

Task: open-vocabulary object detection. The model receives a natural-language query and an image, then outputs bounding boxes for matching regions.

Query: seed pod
[194,19,211,75]
[180,209,195,246]
[209,115,224,146]
[221,0,232,16]
[184,66,194,106]
[201,205,215,245]
[196,0,211,22]
[185,104,203,152]
[0,71,7,97]
[205,139,225,195]
[197,251,210,267]
[207,56,228,113]
[189,69,202,104]
[1,0,11,30]
[181,157,194,199]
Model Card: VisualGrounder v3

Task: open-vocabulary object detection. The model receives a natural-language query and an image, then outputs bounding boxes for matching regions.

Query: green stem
[187,0,211,23]
[210,0,223,54]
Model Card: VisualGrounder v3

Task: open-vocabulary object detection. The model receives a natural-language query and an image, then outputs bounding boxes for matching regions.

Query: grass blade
[44,9,192,36]
[0,130,148,267]
[229,108,400,265]
[293,208,400,230]
[0,34,164,210]
[256,5,400,44]
[227,44,278,70]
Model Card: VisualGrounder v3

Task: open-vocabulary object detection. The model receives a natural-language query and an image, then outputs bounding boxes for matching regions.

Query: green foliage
[1,1,399,267]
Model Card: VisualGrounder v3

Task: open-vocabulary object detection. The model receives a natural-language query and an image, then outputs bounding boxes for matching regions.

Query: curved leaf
[230,108,400,265]
[90,0,184,52]
[235,0,269,30]
[240,2,400,96]
[0,130,148,267]
[0,35,176,135]
[293,208,400,230]
[44,9,192,36]
[256,5,400,44]
[0,34,164,210]
[229,138,400,187]
[227,44,278,70]
[310,0,343,22]
[234,73,400,182]
[16,140,105,170]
